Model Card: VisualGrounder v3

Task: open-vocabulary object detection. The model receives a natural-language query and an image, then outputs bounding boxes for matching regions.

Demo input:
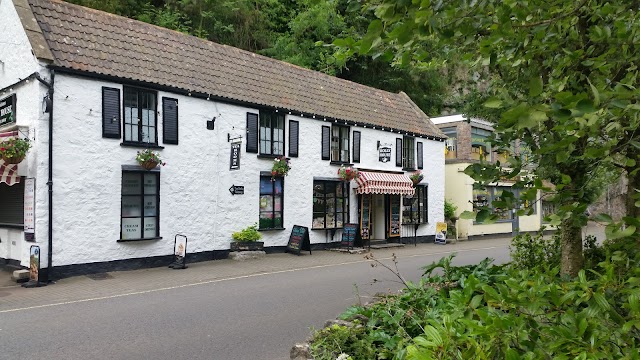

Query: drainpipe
[35,71,54,282]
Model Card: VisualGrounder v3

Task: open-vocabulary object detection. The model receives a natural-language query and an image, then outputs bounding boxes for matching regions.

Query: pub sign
[230,142,241,170]
[0,94,16,127]
[379,143,392,163]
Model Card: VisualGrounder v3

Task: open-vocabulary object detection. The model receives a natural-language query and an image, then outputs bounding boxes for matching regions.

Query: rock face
[290,343,311,360]
[228,251,266,261]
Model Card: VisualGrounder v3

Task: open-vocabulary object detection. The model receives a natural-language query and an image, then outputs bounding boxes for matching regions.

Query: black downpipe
[35,71,55,282]
[46,71,54,282]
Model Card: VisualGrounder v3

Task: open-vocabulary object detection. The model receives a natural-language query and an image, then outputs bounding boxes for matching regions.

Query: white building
[0,0,445,280]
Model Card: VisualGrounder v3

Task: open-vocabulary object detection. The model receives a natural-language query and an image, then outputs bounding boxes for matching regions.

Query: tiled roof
[27,0,444,139]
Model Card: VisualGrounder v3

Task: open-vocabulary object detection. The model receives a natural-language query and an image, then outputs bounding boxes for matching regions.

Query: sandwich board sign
[435,222,448,245]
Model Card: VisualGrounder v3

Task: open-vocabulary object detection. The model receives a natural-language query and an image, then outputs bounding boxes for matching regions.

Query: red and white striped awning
[0,131,20,186]
[355,171,415,196]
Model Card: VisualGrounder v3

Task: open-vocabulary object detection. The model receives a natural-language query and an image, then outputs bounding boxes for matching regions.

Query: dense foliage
[335,0,640,276]
[310,237,640,359]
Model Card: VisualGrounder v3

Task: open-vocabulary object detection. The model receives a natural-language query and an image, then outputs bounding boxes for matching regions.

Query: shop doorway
[372,194,386,240]
[359,194,402,242]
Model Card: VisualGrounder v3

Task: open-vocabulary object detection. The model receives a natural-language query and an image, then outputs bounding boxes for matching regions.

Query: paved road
[0,240,511,360]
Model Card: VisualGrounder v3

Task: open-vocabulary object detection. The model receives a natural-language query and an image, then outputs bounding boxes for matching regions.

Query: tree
[336,0,640,276]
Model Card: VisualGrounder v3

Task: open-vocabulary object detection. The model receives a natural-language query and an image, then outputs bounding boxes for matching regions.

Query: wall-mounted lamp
[206,117,216,130]
[42,95,52,113]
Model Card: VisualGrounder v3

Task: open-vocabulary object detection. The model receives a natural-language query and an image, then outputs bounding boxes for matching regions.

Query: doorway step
[368,239,405,249]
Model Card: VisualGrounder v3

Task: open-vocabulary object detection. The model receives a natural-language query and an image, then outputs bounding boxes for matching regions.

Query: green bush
[231,223,262,242]
[509,230,561,271]
[309,241,640,359]
[444,199,457,221]
[309,324,375,360]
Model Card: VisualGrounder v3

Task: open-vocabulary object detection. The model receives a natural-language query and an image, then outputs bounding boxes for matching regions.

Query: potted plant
[271,156,291,180]
[409,170,424,187]
[136,149,165,170]
[444,199,458,239]
[0,137,30,164]
[230,223,264,251]
[337,165,359,182]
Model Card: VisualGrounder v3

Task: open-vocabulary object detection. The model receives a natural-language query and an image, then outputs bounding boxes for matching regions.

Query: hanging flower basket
[0,137,30,165]
[136,149,165,170]
[337,165,359,182]
[271,156,291,180]
[1,153,26,164]
[140,159,160,170]
[409,170,424,187]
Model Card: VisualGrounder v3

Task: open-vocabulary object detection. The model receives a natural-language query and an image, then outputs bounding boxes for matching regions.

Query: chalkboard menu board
[287,225,311,255]
[389,196,401,237]
[341,223,359,249]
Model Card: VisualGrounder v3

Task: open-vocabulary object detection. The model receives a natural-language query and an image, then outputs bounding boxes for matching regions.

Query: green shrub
[444,199,457,221]
[231,223,262,242]
[309,242,640,359]
[309,324,375,360]
[509,230,561,271]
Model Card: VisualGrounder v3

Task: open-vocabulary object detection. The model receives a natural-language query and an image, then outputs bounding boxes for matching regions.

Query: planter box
[230,241,264,252]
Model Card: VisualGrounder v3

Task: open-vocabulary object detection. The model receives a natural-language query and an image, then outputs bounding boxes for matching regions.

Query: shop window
[259,112,285,156]
[123,87,157,144]
[402,186,428,224]
[472,186,513,221]
[441,127,457,159]
[259,176,284,229]
[312,180,349,229]
[0,180,24,226]
[331,125,350,163]
[541,197,556,223]
[402,136,415,169]
[121,172,160,240]
[471,127,492,161]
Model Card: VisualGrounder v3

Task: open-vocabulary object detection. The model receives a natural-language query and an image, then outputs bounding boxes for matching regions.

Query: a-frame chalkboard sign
[286,225,311,255]
[341,223,359,249]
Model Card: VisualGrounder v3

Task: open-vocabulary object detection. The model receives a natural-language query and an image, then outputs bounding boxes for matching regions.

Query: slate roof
[26,0,444,139]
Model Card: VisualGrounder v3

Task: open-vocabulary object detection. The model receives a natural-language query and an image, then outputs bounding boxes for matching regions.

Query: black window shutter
[102,87,121,139]
[353,131,361,163]
[321,126,330,160]
[417,142,424,169]
[162,97,178,144]
[289,120,299,157]
[246,113,259,153]
[396,138,403,167]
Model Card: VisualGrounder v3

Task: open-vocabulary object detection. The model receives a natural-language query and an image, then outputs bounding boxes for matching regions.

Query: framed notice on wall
[389,195,401,237]
[360,195,371,240]
[24,178,35,241]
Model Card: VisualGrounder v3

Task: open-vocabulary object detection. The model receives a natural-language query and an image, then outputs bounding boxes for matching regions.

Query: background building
[432,114,545,239]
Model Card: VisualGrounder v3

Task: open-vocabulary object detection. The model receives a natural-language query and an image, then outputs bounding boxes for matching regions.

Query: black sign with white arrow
[229,185,244,195]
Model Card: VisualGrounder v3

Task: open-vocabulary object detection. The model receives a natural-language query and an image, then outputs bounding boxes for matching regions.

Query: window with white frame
[402,136,415,169]
[259,112,285,156]
[123,87,157,144]
[331,125,350,163]
[472,186,513,221]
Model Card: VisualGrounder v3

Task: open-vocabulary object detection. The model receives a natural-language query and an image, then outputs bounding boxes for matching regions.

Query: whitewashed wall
[46,72,445,266]
[0,0,51,267]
